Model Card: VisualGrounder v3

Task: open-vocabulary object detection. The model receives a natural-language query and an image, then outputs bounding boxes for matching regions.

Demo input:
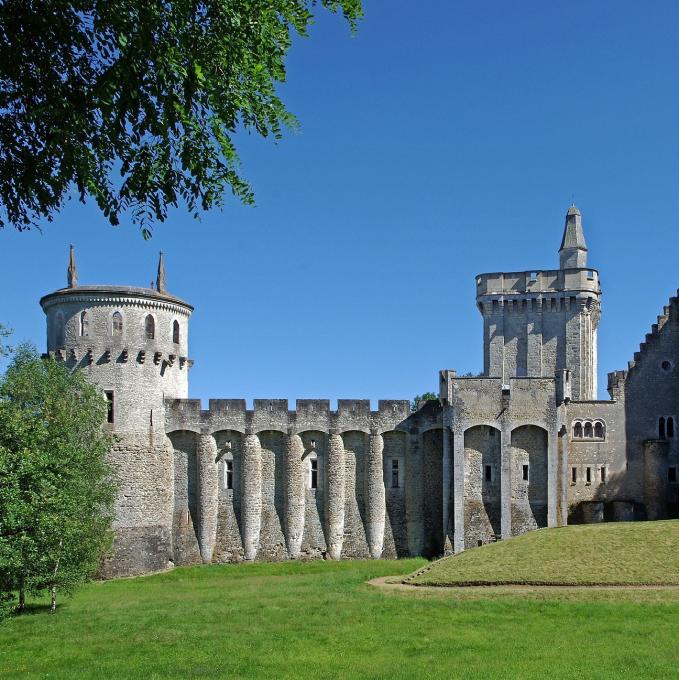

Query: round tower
[39,248,194,576]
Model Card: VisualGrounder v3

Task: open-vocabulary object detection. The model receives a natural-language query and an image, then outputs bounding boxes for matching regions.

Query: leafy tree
[0,0,362,237]
[411,392,438,412]
[0,346,116,616]
[0,324,10,357]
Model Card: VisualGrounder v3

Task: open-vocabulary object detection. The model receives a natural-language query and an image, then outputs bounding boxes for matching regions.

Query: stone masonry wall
[510,425,548,534]
[162,399,437,563]
[463,425,501,548]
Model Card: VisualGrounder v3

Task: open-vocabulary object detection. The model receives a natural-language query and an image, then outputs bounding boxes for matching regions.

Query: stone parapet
[165,398,412,435]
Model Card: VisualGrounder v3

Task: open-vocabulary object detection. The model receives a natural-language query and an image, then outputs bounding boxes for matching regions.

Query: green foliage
[0,0,362,237]
[411,391,438,412]
[1,560,679,677]
[0,324,11,357]
[0,346,116,617]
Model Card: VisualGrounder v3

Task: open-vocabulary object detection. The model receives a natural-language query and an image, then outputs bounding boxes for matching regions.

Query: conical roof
[560,204,587,252]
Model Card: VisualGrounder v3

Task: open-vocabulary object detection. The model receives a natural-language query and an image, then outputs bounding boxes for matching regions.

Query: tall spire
[559,204,588,269]
[67,244,78,288]
[156,251,166,293]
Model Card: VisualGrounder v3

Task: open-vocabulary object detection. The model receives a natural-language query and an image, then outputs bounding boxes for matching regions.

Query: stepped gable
[630,294,676,369]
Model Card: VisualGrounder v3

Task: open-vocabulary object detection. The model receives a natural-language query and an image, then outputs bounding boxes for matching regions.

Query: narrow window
[112,311,123,336]
[172,320,180,344]
[601,466,607,483]
[310,458,318,489]
[584,422,593,438]
[587,270,595,280]
[105,391,114,424]
[586,467,591,484]
[594,422,604,439]
[522,464,529,481]
[659,417,666,440]
[571,467,577,484]
[668,417,675,438]
[573,422,583,438]
[391,459,400,489]
[669,467,678,483]
[80,311,89,337]
[484,465,492,482]
[225,460,233,490]
[145,314,155,340]
[529,271,537,281]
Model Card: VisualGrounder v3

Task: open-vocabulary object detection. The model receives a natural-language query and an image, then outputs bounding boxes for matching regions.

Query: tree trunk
[49,538,62,614]
[17,581,25,613]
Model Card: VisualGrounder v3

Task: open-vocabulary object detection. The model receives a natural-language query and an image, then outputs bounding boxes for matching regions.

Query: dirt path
[367,576,679,593]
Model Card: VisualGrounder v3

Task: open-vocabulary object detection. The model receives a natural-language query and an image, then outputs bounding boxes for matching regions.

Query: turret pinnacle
[67,244,78,288]
[559,204,588,269]
[156,251,166,294]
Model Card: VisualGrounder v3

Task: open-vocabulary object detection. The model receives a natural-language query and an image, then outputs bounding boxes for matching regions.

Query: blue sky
[2,0,679,405]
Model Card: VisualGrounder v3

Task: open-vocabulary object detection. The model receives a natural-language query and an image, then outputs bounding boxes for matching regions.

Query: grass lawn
[409,520,679,586]
[1,554,679,679]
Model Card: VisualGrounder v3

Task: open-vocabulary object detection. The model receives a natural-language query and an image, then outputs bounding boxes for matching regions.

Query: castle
[39,206,679,577]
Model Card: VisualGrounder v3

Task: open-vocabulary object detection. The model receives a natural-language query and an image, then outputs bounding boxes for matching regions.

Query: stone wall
[463,425,501,548]
[98,433,175,578]
[510,425,548,534]
[618,294,679,518]
[162,400,440,563]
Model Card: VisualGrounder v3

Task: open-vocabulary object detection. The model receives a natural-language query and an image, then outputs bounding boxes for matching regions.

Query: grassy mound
[409,520,679,586]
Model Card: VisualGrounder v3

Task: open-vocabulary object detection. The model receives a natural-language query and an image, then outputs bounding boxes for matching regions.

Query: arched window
[659,417,666,440]
[584,421,593,438]
[145,314,155,340]
[573,422,583,438]
[112,311,123,336]
[55,313,65,347]
[172,319,180,344]
[79,311,89,337]
[668,417,675,439]
[594,421,604,439]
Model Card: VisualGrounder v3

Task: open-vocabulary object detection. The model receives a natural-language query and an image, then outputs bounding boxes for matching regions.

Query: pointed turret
[67,244,78,288]
[559,204,588,269]
[156,251,166,294]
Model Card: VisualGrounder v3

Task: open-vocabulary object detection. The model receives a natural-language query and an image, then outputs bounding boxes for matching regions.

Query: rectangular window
[391,459,400,489]
[529,271,537,281]
[310,459,318,490]
[522,464,529,482]
[601,466,607,483]
[586,467,592,484]
[571,467,577,484]
[587,270,594,280]
[225,460,233,490]
[669,466,678,483]
[104,391,114,424]
[484,465,492,482]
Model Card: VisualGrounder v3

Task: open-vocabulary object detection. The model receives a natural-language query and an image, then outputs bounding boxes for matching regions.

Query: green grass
[1,554,679,679]
[410,520,679,586]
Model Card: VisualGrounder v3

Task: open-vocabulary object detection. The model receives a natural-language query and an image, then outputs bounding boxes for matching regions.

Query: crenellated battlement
[476,268,600,300]
[164,397,413,435]
[606,369,627,399]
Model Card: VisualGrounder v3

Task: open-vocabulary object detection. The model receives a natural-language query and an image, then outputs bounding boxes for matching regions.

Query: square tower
[475,206,601,400]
